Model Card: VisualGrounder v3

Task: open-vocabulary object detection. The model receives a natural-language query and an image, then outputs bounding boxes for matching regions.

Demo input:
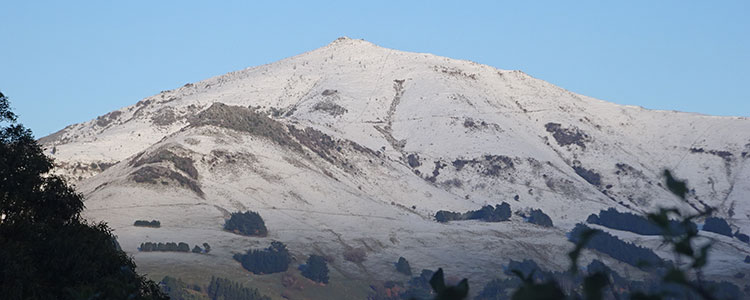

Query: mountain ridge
[39,37,750,297]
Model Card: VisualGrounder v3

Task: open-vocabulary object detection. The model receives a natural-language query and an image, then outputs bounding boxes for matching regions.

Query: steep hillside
[41,37,750,298]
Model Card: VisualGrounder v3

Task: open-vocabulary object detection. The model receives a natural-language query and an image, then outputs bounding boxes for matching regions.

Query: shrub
[434,202,511,223]
[139,242,191,252]
[233,241,290,275]
[207,276,270,300]
[435,210,462,223]
[586,208,695,236]
[343,247,367,263]
[470,203,511,222]
[134,220,161,228]
[569,223,663,268]
[526,209,554,227]
[703,217,732,237]
[395,256,412,276]
[300,254,329,284]
[224,211,268,237]
[736,232,750,243]
[192,245,203,253]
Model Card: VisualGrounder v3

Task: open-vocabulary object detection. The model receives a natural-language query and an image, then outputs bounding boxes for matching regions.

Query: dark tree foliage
[526,209,553,227]
[160,276,203,300]
[429,269,469,300]
[735,231,750,243]
[586,208,695,236]
[0,92,167,299]
[134,219,161,228]
[400,269,435,299]
[233,241,291,275]
[569,223,663,268]
[139,241,191,252]
[192,245,203,253]
[702,217,732,237]
[224,210,268,237]
[207,276,270,300]
[470,203,511,222]
[300,254,329,284]
[395,256,412,276]
[435,210,463,223]
[427,171,746,300]
[503,259,554,283]
[435,202,511,223]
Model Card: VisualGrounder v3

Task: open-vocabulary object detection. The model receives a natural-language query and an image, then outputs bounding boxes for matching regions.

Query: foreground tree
[0,92,167,299]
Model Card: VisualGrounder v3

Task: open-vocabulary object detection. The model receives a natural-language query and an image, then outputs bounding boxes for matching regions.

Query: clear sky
[1,1,748,137]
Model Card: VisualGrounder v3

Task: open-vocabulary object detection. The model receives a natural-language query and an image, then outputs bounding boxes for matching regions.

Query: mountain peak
[324,36,381,51]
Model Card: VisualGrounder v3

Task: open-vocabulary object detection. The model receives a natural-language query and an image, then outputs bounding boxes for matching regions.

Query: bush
[737,232,750,243]
[233,241,291,275]
[224,211,268,237]
[435,210,462,223]
[160,276,203,300]
[703,217,732,237]
[207,276,270,300]
[586,208,695,236]
[139,242,191,252]
[343,247,367,263]
[400,269,434,300]
[300,254,329,284]
[526,209,554,227]
[192,245,203,253]
[470,203,512,222]
[569,223,663,268]
[134,220,161,228]
[395,256,412,276]
[434,202,511,223]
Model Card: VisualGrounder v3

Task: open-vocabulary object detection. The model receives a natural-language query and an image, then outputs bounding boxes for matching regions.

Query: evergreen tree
[234,241,291,275]
[527,209,553,227]
[207,276,270,300]
[395,256,412,276]
[224,211,268,236]
[300,254,329,284]
[703,217,732,237]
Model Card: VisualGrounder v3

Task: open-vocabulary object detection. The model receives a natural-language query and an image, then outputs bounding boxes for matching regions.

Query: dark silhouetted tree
[527,209,553,227]
[395,256,412,276]
[300,254,329,284]
[0,92,167,299]
[224,210,268,236]
[207,276,270,300]
[703,217,732,237]
[233,241,291,274]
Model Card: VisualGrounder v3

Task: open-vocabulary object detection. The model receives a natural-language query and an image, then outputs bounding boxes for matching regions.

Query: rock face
[41,37,750,291]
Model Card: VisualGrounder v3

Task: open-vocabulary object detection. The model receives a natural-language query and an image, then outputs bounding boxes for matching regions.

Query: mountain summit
[40,38,750,294]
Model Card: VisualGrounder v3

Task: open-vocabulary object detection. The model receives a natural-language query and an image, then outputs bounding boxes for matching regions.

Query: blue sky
[1,1,748,137]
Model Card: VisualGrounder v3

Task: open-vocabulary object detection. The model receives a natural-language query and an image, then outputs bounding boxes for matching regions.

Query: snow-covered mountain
[40,37,750,297]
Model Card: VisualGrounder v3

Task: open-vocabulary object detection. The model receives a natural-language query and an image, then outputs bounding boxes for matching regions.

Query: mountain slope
[41,37,750,297]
